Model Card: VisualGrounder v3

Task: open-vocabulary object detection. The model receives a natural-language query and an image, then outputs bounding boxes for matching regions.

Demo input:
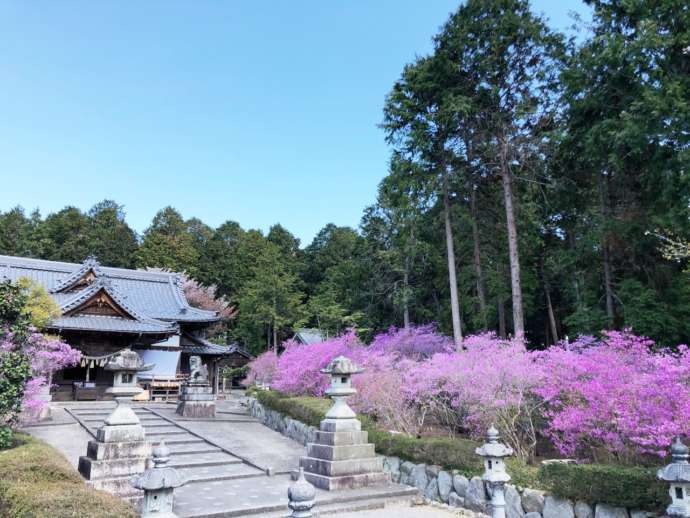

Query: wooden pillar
[214,361,219,395]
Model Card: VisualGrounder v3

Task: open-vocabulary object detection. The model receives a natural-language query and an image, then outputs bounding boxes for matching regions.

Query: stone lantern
[321,355,363,425]
[476,425,514,518]
[99,348,153,441]
[658,436,690,517]
[288,467,316,518]
[78,349,154,497]
[299,355,388,490]
[131,441,185,518]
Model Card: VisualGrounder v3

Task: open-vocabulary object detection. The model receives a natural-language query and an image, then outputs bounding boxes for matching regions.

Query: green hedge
[255,390,483,473]
[0,433,138,518]
[538,462,668,511]
[254,390,669,511]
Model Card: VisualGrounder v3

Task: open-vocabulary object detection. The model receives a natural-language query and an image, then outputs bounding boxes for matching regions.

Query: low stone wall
[248,396,318,446]
[247,397,652,518]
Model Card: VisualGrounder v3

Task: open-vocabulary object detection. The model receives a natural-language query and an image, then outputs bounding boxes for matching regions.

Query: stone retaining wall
[247,397,654,518]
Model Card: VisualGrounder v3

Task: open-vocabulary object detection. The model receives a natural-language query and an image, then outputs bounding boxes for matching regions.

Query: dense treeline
[1,0,688,351]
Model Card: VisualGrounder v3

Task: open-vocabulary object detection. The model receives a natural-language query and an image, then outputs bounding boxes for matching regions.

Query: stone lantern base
[299,418,388,490]
[176,381,216,418]
[78,404,151,498]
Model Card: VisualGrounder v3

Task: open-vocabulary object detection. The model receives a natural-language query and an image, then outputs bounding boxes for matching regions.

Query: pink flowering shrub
[351,353,424,435]
[21,331,80,420]
[272,330,362,396]
[368,324,453,358]
[244,349,279,386]
[247,325,690,464]
[1,327,80,423]
[402,333,544,460]
[535,330,690,463]
[24,331,81,377]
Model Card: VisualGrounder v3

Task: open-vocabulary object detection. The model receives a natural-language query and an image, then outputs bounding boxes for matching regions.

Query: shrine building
[0,254,252,400]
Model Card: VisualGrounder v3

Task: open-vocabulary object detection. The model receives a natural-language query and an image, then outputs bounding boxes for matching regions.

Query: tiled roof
[182,333,253,358]
[54,278,176,334]
[294,328,324,345]
[51,315,176,334]
[0,255,219,333]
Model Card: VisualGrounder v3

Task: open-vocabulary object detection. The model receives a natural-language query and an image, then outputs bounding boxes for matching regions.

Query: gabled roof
[0,255,220,334]
[293,328,325,345]
[54,277,177,334]
[51,255,103,293]
[181,333,254,358]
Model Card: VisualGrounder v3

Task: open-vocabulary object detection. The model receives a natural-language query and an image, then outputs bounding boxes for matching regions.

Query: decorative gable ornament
[52,256,104,293]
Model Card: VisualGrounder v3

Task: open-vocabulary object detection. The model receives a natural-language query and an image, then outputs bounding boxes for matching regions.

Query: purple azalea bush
[246,325,690,463]
[2,328,81,421]
[535,330,690,462]
[272,330,362,396]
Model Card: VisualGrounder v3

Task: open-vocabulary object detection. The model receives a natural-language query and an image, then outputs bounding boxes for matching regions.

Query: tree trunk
[470,186,488,329]
[599,173,615,324]
[403,264,410,329]
[443,185,463,347]
[272,321,278,352]
[544,280,558,345]
[500,146,524,340]
[497,297,507,338]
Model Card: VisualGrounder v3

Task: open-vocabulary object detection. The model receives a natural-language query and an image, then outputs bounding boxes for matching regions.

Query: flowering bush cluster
[271,331,362,396]
[22,331,81,418]
[246,325,690,464]
[0,281,80,446]
[535,331,690,462]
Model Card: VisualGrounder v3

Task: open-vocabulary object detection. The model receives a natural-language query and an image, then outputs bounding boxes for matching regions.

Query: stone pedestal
[176,382,216,418]
[78,401,151,497]
[299,356,388,490]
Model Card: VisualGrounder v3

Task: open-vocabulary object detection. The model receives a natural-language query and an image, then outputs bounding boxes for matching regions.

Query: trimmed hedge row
[254,389,482,473]
[0,433,138,518]
[538,462,667,511]
[253,390,669,511]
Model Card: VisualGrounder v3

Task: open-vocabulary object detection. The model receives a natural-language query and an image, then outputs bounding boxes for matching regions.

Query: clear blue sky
[0,1,589,246]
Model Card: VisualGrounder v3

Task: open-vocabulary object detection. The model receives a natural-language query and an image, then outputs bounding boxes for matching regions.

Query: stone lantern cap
[105,348,153,373]
[475,425,514,458]
[131,441,185,490]
[288,467,316,503]
[288,467,316,515]
[658,437,690,482]
[320,356,364,376]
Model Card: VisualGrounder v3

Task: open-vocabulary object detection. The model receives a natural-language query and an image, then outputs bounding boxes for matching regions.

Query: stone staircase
[67,405,266,500]
[66,403,419,517]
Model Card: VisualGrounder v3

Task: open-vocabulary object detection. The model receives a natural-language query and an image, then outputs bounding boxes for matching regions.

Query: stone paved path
[24,396,421,516]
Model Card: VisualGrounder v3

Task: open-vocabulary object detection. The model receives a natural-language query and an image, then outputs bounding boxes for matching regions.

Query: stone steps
[178,463,265,483]
[146,429,191,438]
[173,479,419,518]
[169,451,243,469]
[158,437,206,445]
[167,442,222,455]
[81,415,163,423]
[72,404,271,507]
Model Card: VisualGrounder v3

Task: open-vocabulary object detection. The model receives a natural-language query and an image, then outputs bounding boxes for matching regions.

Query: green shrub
[254,390,670,512]
[256,390,330,427]
[255,390,482,474]
[538,462,668,511]
[0,433,138,518]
